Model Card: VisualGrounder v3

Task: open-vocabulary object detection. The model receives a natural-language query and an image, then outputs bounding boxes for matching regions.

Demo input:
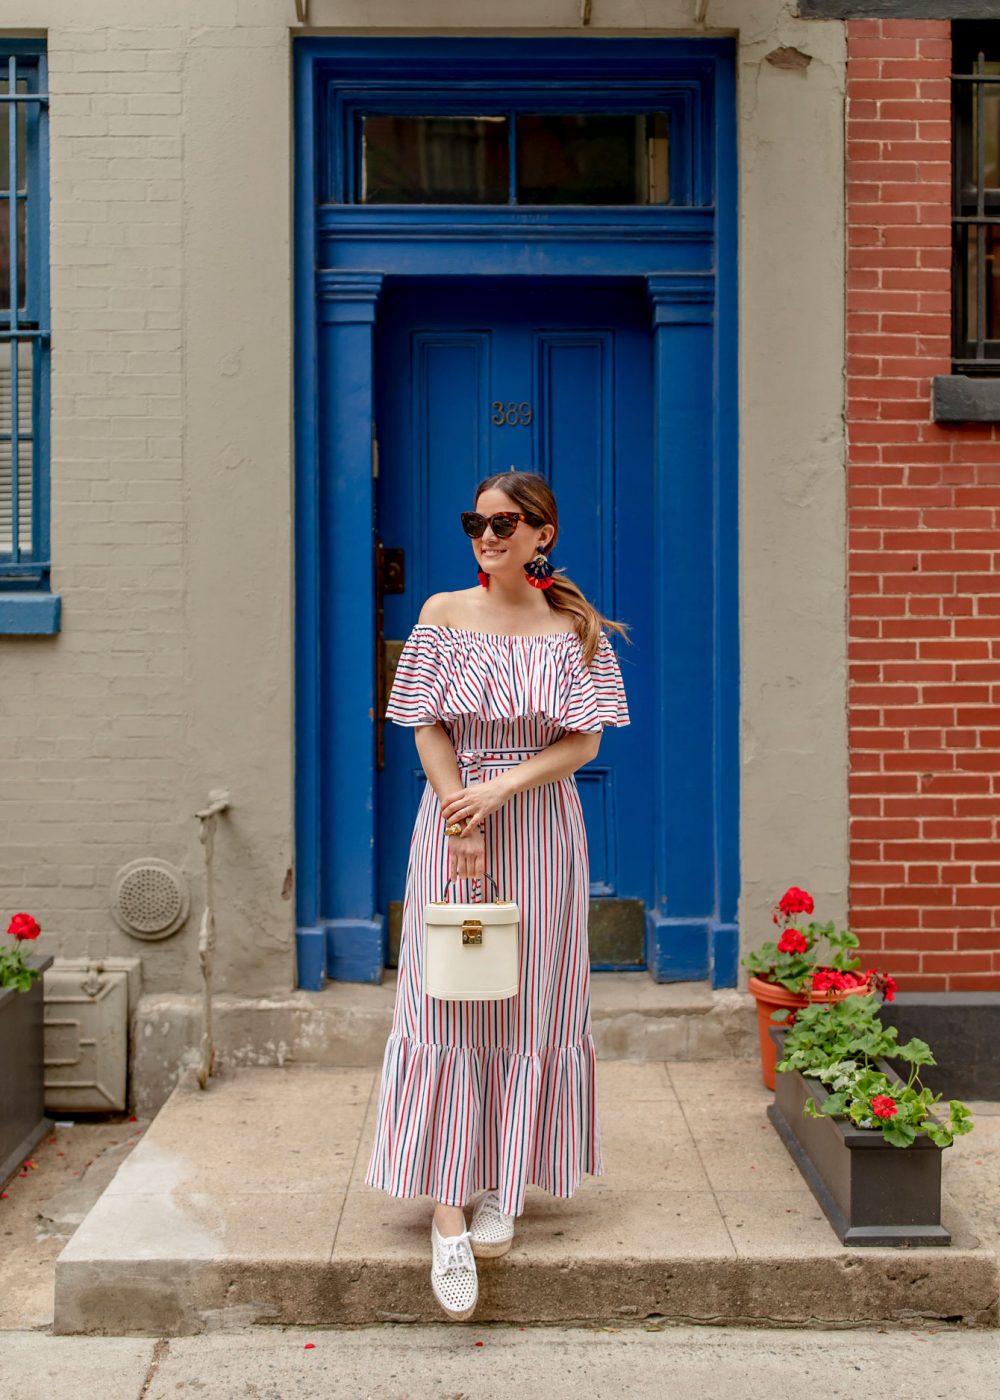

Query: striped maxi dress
[364,622,631,1218]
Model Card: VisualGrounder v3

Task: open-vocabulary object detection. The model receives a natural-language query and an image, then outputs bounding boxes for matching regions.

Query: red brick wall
[847,19,1000,991]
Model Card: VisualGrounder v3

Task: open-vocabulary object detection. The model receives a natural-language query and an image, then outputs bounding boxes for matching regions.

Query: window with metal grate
[951,23,1000,377]
[0,42,55,634]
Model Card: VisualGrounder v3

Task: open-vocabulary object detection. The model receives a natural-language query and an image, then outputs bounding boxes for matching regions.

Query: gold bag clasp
[462,919,483,946]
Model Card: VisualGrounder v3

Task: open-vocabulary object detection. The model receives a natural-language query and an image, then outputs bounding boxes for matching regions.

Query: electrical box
[43,959,142,1112]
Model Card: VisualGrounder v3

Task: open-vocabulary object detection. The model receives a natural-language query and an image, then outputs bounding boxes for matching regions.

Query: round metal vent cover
[111,859,190,941]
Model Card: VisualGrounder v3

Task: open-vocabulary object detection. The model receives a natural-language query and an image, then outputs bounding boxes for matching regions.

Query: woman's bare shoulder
[417,590,478,627]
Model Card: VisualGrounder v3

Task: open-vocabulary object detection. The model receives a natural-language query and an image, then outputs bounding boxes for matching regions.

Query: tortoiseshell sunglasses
[461,510,545,540]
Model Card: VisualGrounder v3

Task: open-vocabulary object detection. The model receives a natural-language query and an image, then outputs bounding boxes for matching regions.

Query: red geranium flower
[778,887,814,918]
[864,969,897,1003]
[777,929,808,955]
[812,968,861,992]
[812,974,851,996]
[7,913,40,941]
[870,1095,898,1120]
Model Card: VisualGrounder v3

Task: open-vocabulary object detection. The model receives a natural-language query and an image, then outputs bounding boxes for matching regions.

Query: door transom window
[357,111,671,206]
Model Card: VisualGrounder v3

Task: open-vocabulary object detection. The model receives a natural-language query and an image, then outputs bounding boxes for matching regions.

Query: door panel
[537,333,613,612]
[376,277,652,967]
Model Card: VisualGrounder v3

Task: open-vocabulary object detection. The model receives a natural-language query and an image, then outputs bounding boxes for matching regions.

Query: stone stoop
[53,1061,998,1337]
[131,975,756,1115]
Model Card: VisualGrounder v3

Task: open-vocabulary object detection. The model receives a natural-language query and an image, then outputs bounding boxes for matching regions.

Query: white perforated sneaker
[430,1222,479,1320]
[469,1188,515,1258]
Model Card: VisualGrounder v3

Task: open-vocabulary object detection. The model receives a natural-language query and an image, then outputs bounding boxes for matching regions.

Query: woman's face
[472,488,554,583]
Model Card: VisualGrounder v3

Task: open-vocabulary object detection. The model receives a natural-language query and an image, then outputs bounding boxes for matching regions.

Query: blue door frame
[293,36,740,990]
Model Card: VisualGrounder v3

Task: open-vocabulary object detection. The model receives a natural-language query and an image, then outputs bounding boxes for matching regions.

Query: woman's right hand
[447,830,485,884]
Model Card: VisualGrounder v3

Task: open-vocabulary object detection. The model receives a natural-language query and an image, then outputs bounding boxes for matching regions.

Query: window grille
[952,24,1000,375]
[0,45,49,587]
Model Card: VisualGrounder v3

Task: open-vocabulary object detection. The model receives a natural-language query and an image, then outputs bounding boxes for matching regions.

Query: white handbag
[423,871,520,1002]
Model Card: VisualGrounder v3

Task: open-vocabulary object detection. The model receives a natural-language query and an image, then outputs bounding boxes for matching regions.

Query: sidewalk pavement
[3,1321,1000,1400]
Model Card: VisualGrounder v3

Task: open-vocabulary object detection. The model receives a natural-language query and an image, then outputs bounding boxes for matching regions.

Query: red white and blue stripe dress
[364,623,631,1218]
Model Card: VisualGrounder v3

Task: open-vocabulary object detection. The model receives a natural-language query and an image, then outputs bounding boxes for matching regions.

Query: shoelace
[439,1230,474,1273]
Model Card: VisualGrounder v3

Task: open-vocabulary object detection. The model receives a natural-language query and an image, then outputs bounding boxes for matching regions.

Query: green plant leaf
[882,1120,917,1148]
[948,1101,974,1135]
[892,1037,936,1068]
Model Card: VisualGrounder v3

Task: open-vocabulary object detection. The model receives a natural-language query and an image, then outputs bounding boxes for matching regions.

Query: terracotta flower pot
[749,973,874,1090]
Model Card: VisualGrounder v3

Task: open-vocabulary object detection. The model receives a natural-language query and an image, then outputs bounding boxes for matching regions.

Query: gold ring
[445,822,463,837]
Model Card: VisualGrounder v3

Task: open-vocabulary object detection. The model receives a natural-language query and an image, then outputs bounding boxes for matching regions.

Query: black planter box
[767,1025,950,1248]
[0,953,53,1190]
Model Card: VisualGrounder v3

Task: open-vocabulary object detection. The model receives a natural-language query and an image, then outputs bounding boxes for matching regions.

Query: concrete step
[132,974,757,1113]
[54,1061,998,1336]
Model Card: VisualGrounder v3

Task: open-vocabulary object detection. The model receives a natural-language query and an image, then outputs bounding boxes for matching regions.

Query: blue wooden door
[375,276,653,967]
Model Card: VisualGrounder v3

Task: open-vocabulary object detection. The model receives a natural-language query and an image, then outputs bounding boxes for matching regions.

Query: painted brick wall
[1,12,297,996]
[847,19,1000,990]
[0,25,189,960]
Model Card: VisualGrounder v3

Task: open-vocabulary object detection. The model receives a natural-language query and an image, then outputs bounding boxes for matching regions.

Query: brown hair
[474,470,632,667]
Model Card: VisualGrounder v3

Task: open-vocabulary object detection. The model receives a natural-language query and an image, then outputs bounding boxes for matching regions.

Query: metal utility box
[44,959,142,1112]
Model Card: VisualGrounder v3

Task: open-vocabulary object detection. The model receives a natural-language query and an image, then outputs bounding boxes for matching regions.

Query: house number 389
[492,401,533,427]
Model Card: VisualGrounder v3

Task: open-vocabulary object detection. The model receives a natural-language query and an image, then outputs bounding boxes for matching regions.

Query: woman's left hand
[439,776,512,836]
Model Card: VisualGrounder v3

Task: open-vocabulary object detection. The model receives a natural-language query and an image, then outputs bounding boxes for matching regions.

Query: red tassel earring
[477,567,490,588]
[523,549,556,590]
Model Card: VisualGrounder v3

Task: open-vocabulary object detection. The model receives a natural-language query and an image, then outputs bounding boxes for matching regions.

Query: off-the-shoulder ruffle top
[384,623,630,734]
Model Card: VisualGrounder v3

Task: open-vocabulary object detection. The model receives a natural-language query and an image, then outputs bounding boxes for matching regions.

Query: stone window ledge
[932,376,1000,425]
[800,2,996,15]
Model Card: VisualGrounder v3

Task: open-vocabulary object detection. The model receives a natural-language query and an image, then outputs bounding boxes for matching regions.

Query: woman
[365,470,631,1320]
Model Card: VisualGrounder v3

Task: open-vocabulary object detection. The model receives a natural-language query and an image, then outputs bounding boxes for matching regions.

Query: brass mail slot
[462,920,483,946]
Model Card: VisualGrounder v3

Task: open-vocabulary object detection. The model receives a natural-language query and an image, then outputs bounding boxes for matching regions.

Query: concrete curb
[53,1248,999,1336]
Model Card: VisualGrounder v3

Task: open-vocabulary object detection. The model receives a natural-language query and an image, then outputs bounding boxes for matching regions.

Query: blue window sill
[0,592,62,635]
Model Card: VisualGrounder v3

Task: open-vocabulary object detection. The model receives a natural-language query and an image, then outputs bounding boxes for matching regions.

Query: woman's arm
[413,722,464,806]
[494,730,601,797]
[437,729,601,843]
[415,722,600,803]
[412,724,600,880]
[413,723,485,881]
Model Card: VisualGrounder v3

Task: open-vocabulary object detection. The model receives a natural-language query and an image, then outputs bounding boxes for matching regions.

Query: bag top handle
[431,841,516,904]
[434,871,503,904]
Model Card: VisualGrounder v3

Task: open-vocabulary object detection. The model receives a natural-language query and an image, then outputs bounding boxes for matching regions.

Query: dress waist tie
[455,746,547,782]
